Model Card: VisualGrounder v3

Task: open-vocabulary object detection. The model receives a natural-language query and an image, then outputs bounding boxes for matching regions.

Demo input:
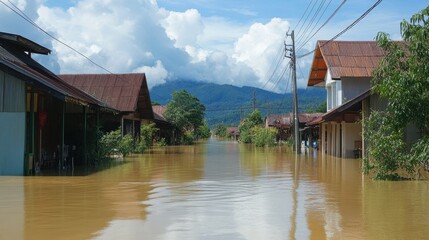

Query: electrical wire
[296,0,347,51]
[0,0,116,75]
[295,0,318,37]
[261,43,286,90]
[269,60,291,92]
[295,0,328,45]
[294,0,317,35]
[297,0,383,58]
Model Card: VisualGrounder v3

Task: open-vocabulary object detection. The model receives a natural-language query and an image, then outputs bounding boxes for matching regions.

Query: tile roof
[0,37,113,110]
[60,73,154,119]
[308,41,385,86]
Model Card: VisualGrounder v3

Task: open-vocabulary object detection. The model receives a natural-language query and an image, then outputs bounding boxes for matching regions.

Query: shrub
[253,126,277,147]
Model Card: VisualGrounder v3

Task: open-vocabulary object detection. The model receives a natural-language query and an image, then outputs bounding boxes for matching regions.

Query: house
[60,73,154,138]
[307,40,385,158]
[152,105,176,144]
[0,32,116,175]
[227,127,239,140]
[265,112,322,143]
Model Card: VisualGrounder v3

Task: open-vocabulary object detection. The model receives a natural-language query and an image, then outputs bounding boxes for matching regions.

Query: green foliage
[150,80,326,126]
[213,124,228,137]
[165,90,206,134]
[182,132,195,145]
[247,110,263,125]
[364,6,429,180]
[100,129,121,156]
[118,134,134,157]
[253,126,277,147]
[239,110,263,144]
[86,125,110,167]
[136,123,158,153]
[197,121,211,139]
[308,101,327,113]
[154,138,167,147]
[363,112,406,180]
[100,129,134,157]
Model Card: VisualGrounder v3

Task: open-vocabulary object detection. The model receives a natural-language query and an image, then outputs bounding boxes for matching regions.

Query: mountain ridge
[150,80,326,126]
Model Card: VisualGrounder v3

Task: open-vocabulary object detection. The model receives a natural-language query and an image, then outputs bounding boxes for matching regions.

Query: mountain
[150,80,326,126]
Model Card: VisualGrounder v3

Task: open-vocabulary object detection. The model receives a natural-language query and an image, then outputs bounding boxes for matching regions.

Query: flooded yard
[1,138,428,239]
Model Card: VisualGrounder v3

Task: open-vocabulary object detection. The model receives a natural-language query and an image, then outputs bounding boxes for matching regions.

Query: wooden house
[227,127,239,140]
[152,105,176,144]
[60,73,154,138]
[265,113,322,143]
[0,32,116,175]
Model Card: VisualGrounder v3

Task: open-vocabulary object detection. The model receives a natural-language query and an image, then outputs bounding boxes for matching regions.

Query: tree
[213,124,228,137]
[238,110,263,143]
[363,6,429,180]
[197,121,211,139]
[165,90,206,137]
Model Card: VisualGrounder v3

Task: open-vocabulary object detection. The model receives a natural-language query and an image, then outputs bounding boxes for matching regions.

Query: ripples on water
[1,139,429,240]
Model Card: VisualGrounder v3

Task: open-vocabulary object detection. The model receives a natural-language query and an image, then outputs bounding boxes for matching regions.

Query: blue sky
[0,0,427,90]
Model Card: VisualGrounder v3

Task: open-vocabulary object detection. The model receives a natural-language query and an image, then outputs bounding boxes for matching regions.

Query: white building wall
[325,71,344,111]
[342,122,362,158]
[342,77,371,102]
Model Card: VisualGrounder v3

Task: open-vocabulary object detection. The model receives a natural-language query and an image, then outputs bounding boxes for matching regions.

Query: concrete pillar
[331,122,337,156]
[321,123,326,155]
[327,123,331,156]
[341,121,346,158]
[336,123,341,157]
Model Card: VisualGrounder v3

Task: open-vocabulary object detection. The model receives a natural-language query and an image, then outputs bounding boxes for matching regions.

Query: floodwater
[1,138,429,240]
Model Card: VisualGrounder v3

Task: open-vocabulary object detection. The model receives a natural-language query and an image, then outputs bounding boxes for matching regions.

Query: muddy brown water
[1,138,428,240]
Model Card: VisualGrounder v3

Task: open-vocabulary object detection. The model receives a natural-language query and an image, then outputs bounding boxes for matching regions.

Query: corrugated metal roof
[153,105,167,122]
[307,90,370,125]
[308,41,385,86]
[0,32,51,55]
[266,113,323,127]
[60,73,154,119]
[0,43,114,110]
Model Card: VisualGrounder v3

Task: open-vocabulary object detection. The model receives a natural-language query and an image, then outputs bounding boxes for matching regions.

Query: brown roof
[0,34,113,110]
[308,41,385,86]
[152,105,167,121]
[307,90,370,125]
[266,113,323,127]
[60,73,153,119]
[266,114,292,127]
[227,127,239,136]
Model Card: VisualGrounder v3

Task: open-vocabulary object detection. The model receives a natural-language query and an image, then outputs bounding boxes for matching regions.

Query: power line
[297,0,383,59]
[277,63,294,112]
[0,0,116,75]
[269,61,291,92]
[295,0,318,37]
[297,0,347,51]
[295,0,328,45]
[262,43,286,90]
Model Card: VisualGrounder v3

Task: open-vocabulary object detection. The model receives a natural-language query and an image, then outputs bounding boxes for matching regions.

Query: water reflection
[0,138,428,239]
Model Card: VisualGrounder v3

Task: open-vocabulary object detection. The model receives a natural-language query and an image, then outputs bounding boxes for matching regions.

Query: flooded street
[1,138,429,240]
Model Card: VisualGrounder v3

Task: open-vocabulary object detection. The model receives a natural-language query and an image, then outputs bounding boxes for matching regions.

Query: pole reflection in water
[0,138,428,239]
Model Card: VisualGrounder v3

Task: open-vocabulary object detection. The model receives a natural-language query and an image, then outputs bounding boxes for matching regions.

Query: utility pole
[285,30,301,154]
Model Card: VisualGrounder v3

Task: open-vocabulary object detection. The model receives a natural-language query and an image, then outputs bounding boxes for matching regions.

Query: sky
[0,0,427,91]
